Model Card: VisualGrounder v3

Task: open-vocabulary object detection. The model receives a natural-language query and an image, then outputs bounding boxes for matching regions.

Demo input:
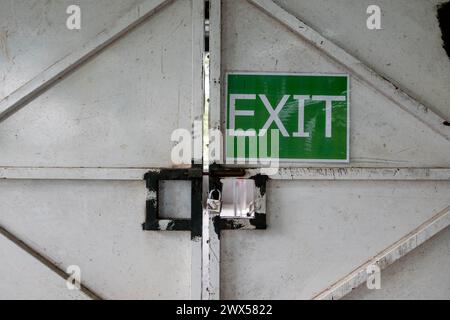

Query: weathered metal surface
[202,44,221,300]
[0,0,204,299]
[0,224,101,300]
[313,205,450,300]
[222,0,450,168]
[344,226,450,300]
[0,235,91,300]
[0,0,146,101]
[218,0,450,300]
[1,0,449,300]
[246,168,450,181]
[0,0,172,121]
[249,0,448,141]
[3,167,450,181]
[0,167,151,180]
[273,0,450,121]
[0,0,202,168]
[221,180,450,299]
[0,179,192,299]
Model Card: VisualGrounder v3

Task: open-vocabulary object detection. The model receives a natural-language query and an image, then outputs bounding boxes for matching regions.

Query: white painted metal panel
[0,180,191,299]
[221,180,450,299]
[0,235,90,300]
[218,0,450,300]
[0,0,203,300]
[0,0,201,168]
[312,205,450,299]
[345,227,450,300]
[0,0,146,101]
[273,0,450,120]
[221,0,450,168]
[1,0,449,300]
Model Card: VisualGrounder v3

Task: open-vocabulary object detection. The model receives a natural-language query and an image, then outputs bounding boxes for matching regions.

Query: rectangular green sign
[225,72,349,162]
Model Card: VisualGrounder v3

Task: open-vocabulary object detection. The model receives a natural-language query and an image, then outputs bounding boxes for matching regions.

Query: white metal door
[210,0,450,300]
[0,0,204,300]
[1,0,449,301]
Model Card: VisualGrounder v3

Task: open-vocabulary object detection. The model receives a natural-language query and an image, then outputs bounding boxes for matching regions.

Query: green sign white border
[224,71,351,164]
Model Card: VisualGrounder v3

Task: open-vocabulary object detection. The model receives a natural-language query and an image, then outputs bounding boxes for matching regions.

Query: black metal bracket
[142,167,202,239]
[209,164,269,232]
[142,164,269,238]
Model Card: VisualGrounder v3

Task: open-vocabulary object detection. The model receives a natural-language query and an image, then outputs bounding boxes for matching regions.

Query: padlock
[207,189,222,213]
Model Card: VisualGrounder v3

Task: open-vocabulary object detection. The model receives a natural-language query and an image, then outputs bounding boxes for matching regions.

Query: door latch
[210,165,268,230]
[220,178,256,219]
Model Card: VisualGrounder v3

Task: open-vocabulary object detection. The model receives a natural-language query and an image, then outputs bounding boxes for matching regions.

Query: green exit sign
[225,72,349,163]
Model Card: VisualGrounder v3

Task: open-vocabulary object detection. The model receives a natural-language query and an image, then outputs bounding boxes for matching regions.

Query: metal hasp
[210,165,268,231]
[142,165,268,236]
[142,167,203,239]
[220,178,257,219]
